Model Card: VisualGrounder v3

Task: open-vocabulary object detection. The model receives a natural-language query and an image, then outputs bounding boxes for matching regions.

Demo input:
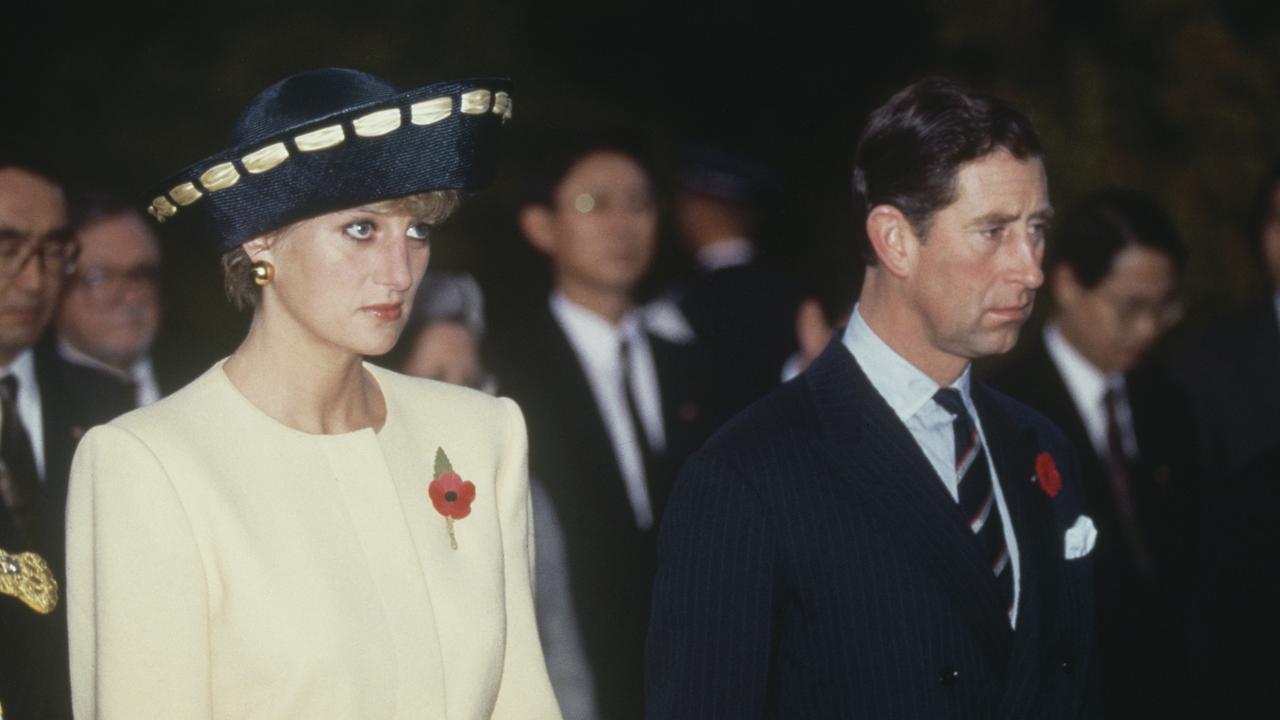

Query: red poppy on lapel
[1035,451,1062,498]
[428,447,476,549]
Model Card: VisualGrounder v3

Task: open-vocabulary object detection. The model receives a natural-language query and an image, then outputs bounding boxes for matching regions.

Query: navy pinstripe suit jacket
[646,338,1101,719]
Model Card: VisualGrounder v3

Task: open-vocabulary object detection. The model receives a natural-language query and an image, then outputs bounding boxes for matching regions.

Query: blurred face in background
[401,320,487,390]
[58,212,162,371]
[0,167,72,366]
[524,150,658,300]
[1052,245,1181,374]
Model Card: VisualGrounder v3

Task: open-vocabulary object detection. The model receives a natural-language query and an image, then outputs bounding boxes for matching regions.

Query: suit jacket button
[1061,657,1075,674]
[937,667,960,685]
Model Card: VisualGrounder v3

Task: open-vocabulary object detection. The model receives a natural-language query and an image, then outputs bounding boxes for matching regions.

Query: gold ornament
[251,260,275,286]
[0,549,58,614]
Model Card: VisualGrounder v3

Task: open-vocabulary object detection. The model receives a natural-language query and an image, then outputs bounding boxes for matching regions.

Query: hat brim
[147,76,512,253]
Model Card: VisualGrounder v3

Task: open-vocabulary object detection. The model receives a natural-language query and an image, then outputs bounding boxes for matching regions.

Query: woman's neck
[223,312,386,435]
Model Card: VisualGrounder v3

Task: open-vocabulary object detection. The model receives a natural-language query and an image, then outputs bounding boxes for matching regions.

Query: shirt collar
[696,238,755,271]
[842,304,971,423]
[1,348,38,388]
[1043,323,1122,407]
[57,336,142,382]
[549,291,643,366]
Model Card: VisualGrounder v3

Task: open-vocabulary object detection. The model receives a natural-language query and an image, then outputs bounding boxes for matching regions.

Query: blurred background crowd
[3,1,1280,718]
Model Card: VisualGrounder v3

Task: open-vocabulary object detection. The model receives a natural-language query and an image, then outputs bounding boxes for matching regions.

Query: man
[1181,163,1280,715]
[646,78,1100,719]
[1174,163,1280,486]
[673,146,801,425]
[991,188,1196,717]
[54,192,170,408]
[0,164,134,718]
[487,137,706,720]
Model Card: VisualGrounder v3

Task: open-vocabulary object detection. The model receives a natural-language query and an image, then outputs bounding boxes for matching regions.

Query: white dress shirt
[550,291,666,530]
[1043,324,1138,461]
[58,337,162,408]
[0,348,46,481]
[695,237,755,271]
[842,305,1021,625]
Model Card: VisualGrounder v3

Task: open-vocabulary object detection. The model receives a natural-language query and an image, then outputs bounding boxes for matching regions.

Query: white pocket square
[1064,515,1097,560]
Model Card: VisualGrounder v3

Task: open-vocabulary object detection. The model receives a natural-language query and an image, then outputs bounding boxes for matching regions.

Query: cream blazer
[66,362,561,719]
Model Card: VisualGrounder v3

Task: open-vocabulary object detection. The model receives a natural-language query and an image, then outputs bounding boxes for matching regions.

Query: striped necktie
[934,388,1014,620]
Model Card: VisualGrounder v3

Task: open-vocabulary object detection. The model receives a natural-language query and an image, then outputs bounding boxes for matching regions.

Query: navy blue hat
[146,68,512,253]
[678,143,774,206]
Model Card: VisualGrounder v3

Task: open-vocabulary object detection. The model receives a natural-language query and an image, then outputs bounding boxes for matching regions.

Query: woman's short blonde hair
[221,190,463,310]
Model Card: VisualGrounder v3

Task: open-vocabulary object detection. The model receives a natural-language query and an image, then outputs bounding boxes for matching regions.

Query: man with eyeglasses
[0,162,134,719]
[56,192,167,408]
[488,136,709,720]
[991,187,1198,718]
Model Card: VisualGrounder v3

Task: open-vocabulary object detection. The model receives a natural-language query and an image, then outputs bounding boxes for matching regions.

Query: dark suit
[1196,444,1280,715]
[991,333,1199,718]
[488,302,708,720]
[1172,297,1280,486]
[677,261,801,427]
[646,337,1100,719]
[0,339,134,720]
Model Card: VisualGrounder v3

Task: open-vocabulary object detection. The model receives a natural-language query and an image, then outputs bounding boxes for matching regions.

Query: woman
[65,68,560,719]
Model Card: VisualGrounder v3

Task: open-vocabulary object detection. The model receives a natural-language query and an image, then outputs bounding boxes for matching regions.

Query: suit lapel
[804,340,1014,669]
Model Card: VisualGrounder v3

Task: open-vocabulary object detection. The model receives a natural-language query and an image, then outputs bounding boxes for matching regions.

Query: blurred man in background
[992,187,1197,718]
[55,193,166,408]
[488,136,706,720]
[0,162,132,719]
[1174,163,1280,486]
[673,145,801,426]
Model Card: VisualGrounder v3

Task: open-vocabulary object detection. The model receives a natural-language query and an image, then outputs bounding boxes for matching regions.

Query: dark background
[4,0,1278,368]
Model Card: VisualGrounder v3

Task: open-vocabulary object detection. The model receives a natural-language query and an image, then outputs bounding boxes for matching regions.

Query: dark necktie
[0,375,42,546]
[619,338,657,484]
[934,388,1014,620]
[1103,387,1153,578]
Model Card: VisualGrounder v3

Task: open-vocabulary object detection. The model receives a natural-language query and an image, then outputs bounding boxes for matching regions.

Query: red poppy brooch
[1035,451,1062,498]
[428,447,476,550]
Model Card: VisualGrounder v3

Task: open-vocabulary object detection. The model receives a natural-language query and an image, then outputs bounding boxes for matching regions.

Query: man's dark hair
[1046,187,1186,290]
[70,190,149,231]
[521,132,656,208]
[852,77,1043,263]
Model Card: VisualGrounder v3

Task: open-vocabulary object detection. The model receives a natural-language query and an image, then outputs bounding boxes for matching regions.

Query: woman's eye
[407,223,432,242]
[344,221,374,240]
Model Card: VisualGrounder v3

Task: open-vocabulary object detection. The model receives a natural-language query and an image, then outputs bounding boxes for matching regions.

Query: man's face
[57,212,162,370]
[906,150,1051,363]
[541,151,658,296]
[1053,246,1180,374]
[0,168,69,366]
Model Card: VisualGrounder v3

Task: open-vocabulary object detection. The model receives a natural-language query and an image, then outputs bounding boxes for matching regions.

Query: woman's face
[248,202,435,358]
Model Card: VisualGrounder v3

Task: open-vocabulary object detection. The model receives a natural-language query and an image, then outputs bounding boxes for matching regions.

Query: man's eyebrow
[966,207,1056,228]
[966,211,1020,228]
[43,226,74,242]
[0,226,26,241]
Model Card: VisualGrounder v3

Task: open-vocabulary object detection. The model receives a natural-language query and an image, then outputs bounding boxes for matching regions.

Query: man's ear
[865,205,917,279]
[519,205,556,255]
[1050,263,1083,308]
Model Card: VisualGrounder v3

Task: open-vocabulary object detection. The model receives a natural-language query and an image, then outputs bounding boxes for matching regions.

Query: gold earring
[251,261,274,286]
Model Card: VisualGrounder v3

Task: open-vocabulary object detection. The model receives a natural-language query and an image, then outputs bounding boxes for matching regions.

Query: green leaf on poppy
[434,447,453,478]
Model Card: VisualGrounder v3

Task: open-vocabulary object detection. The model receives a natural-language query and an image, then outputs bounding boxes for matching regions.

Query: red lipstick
[362,303,403,321]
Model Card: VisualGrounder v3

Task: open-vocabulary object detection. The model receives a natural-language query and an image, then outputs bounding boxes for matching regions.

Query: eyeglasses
[0,234,80,279]
[69,265,162,298]
[1099,290,1185,330]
